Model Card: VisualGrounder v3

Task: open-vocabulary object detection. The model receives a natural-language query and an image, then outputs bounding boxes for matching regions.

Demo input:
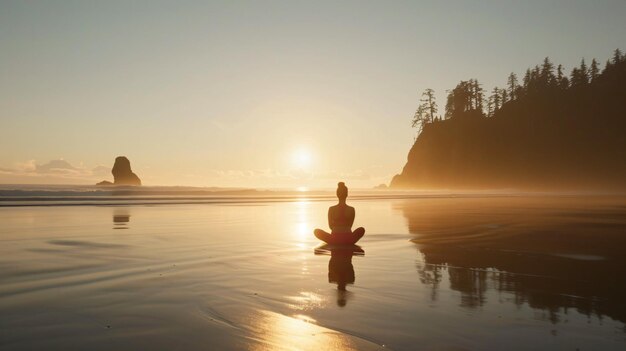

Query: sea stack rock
[112,156,141,186]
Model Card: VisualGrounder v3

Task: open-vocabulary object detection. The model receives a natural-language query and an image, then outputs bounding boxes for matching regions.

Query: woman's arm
[347,206,355,228]
[328,207,334,231]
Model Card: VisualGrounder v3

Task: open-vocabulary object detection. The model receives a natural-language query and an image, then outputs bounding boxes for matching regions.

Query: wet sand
[1,195,626,350]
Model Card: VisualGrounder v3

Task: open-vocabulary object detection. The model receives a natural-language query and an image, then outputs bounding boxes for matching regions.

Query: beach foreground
[1,195,626,350]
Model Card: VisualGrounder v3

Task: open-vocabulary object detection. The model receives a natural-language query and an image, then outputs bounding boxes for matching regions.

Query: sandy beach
[0,194,625,350]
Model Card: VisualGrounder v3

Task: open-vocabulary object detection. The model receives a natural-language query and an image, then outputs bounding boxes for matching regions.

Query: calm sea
[1,186,625,350]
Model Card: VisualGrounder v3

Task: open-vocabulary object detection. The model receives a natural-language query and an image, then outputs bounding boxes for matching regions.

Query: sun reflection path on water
[243,199,384,350]
[292,200,315,281]
[294,200,312,249]
[248,310,381,351]
[286,291,324,311]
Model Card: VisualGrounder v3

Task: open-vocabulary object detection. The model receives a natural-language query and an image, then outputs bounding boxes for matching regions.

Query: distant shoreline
[1,188,625,207]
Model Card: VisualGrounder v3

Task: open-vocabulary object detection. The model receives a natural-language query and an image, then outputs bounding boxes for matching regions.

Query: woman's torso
[330,205,354,234]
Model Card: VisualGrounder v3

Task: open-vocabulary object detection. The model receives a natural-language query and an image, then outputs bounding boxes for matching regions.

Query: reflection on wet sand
[248,310,380,351]
[395,196,626,325]
[314,244,364,307]
[2,199,625,349]
[112,207,130,229]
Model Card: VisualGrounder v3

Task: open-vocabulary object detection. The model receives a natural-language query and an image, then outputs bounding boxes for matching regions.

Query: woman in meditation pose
[314,182,365,245]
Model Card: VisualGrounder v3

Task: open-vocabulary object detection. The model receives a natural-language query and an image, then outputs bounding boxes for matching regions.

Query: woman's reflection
[315,244,364,307]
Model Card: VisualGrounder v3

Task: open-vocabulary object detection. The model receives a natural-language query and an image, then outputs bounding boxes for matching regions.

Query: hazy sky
[1,0,625,188]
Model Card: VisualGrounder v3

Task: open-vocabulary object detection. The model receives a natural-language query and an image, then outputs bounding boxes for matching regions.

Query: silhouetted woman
[314,182,365,245]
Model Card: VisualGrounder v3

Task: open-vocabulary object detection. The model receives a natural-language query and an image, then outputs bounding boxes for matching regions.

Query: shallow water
[1,196,626,350]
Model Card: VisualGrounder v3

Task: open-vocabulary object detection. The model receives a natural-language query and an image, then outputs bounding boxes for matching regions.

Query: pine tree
[525,65,541,93]
[523,69,532,91]
[445,90,455,119]
[412,104,427,131]
[604,59,612,74]
[579,59,589,84]
[531,65,541,82]
[507,73,519,100]
[471,79,484,112]
[487,96,494,117]
[490,87,501,113]
[570,67,580,87]
[590,58,600,82]
[421,88,438,123]
[556,64,569,89]
[613,48,624,64]
[413,88,438,132]
[500,89,508,105]
[540,57,555,86]
[570,59,589,87]
[444,80,486,118]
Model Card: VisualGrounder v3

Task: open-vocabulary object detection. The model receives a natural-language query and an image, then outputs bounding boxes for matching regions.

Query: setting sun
[292,149,313,170]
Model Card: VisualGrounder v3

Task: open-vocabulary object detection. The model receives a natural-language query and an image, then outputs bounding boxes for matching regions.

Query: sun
[292,149,313,169]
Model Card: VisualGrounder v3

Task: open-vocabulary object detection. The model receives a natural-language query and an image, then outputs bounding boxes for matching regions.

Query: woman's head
[336,182,348,201]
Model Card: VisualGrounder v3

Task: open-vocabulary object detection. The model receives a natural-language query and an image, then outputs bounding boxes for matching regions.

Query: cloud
[92,165,111,177]
[15,160,37,172]
[1,161,393,187]
[0,159,111,184]
[35,159,79,174]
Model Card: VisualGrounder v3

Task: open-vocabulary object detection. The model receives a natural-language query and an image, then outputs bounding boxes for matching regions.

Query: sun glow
[292,149,313,170]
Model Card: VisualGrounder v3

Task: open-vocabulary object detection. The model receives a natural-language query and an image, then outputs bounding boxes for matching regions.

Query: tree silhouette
[507,73,520,100]
[613,49,624,64]
[412,88,438,133]
[445,80,485,118]
[523,68,532,91]
[394,48,626,190]
[408,49,623,135]
[487,97,494,117]
[556,64,569,89]
[604,59,612,74]
[488,87,502,116]
[500,89,508,105]
[412,104,427,131]
[570,59,589,87]
[590,59,600,82]
[422,88,438,123]
[470,79,484,111]
[540,57,555,86]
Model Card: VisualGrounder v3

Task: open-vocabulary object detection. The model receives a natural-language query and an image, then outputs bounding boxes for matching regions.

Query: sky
[1,0,625,188]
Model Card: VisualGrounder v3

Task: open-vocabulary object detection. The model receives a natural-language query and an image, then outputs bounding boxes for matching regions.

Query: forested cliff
[391,50,626,190]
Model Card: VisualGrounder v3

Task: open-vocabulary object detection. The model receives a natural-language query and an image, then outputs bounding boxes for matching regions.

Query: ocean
[1,186,625,350]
